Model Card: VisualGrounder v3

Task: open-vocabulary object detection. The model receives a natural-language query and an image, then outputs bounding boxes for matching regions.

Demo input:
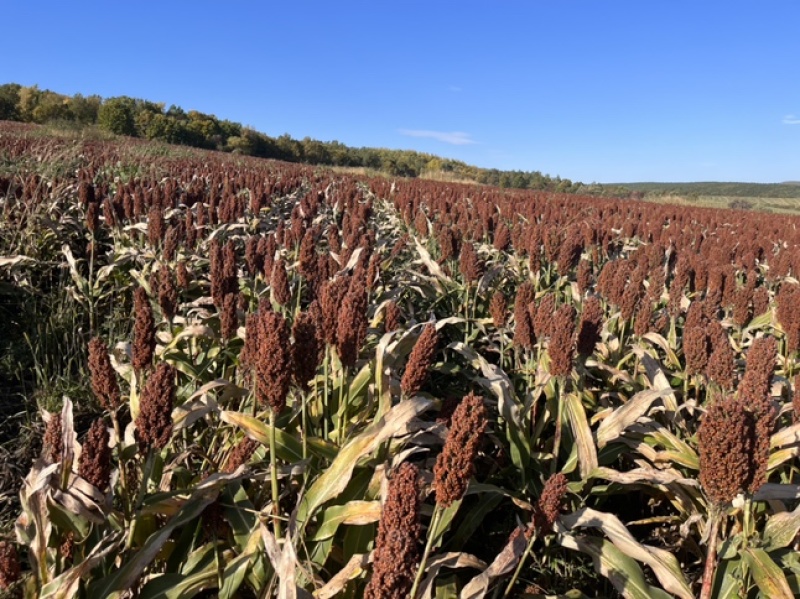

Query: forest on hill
[621,181,800,199]
[0,82,625,196]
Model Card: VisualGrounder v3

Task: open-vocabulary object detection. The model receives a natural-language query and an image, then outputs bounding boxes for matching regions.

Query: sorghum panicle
[698,395,754,505]
[224,437,259,473]
[739,336,776,406]
[78,418,112,491]
[533,293,556,340]
[0,541,20,590]
[400,323,439,396]
[434,392,488,507]
[459,242,483,282]
[683,301,710,376]
[335,281,368,369]
[158,264,178,321]
[576,259,592,295]
[364,462,422,599]
[384,300,401,333]
[489,290,507,328]
[548,305,576,377]
[132,287,156,372]
[533,472,569,535]
[255,310,292,414]
[43,413,63,463]
[88,337,121,411]
[706,336,736,391]
[271,258,291,307]
[576,296,603,358]
[513,283,535,350]
[220,292,238,340]
[319,277,351,345]
[135,362,176,452]
[291,310,321,390]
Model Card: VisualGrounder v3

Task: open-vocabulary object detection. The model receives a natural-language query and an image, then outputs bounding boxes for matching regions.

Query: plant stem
[699,511,720,599]
[111,411,130,520]
[90,230,97,335]
[551,377,563,476]
[269,408,282,540]
[323,345,330,439]
[410,504,443,599]
[504,530,537,597]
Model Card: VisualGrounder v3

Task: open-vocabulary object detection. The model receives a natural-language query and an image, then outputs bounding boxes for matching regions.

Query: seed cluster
[78,418,112,491]
[132,287,156,372]
[400,323,439,396]
[88,337,120,411]
[0,541,20,590]
[533,472,569,535]
[576,296,603,358]
[698,395,754,505]
[135,362,176,452]
[43,413,63,463]
[548,305,576,377]
[254,309,292,414]
[364,462,422,599]
[224,437,259,473]
[434,392,487,507]
[513,282,535,350]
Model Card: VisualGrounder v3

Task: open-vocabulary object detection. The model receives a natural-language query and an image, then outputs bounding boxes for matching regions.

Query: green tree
[0,83,21,120]
[98,97,137,136]
[31,90,70,123]
[16,85,42,122]
[68,94,101,124]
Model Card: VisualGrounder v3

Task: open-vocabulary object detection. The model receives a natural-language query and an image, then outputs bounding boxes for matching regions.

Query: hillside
[0,82,629,196]
[620,181,800,199]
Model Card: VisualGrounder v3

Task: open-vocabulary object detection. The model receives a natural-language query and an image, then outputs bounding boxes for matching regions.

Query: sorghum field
[3,120,800,598]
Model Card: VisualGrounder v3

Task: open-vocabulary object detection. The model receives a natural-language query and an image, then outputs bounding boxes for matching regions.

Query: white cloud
[783,114,800,125]
[398,129,476,145]
[448,85,462,93]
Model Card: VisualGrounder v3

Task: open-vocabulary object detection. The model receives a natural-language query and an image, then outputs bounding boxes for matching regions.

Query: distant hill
[0,82,629,196]
[618,181,800,199]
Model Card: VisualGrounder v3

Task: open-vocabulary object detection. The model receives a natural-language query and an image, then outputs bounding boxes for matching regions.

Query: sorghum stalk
[505,471,569,594]
[551,377,564,475]
[89,228,96,335]
[699,508,721,599]
[410,505,443,599]
[269,408,282,540]
[504,529,538,598]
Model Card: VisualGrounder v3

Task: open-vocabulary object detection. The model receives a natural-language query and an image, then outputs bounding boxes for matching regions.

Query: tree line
[0,83,627,195]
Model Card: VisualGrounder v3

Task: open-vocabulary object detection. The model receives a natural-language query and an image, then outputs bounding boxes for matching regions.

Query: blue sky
[3,2,799,183]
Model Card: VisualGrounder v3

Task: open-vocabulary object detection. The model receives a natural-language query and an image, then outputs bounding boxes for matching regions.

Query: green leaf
[39,533,123,599]
[564,392,599,479]
[138,567,218,599]
[312,501,381,541]
[446,493,502,550]
[219,531,270,599]
[709,555,743,599]
[596,389,674,449]
[222,483,257,550]
[558,534,673,599]
[430,499,463,550]
[560,508,693,599]
[764,503,800,551]
[87,473,239,598]
[742,547,794,598]
[450,341,531,483]
[219,410,303,462]
[45,494,91,538]
[295,396,432,533]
